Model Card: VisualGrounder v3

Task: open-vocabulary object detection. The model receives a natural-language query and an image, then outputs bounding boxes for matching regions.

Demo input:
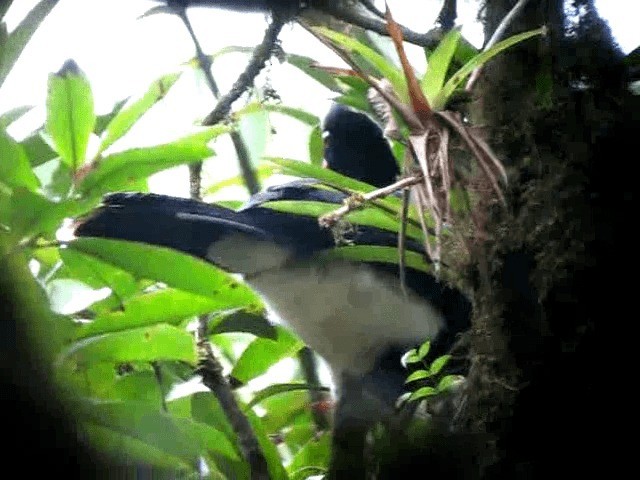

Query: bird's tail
[74,192,272,261]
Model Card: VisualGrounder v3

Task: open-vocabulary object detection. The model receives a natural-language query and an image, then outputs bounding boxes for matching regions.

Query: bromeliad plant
[307,6,545,265]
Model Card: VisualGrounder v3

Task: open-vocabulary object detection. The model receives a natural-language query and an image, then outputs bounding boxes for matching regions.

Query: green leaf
[94,98,128,135]
[0,0,58,89]
[238,106,269,166]
[0,105,32,127]
[8,188,89,240]
[434,27,545,109]
[82,423,193,470]
[286,52,342,92]
[265,200,425,242]
[0,1,13,20]
[417,340,431,360]
[404,369,430,384]
[244,408,289,480]
[231,326,304,383]
[402,348,421,365]
[236,102,319,127]
[99,72,182,153]
[421,28,462,104]
[288,432,330,479]
[60,247,138,301]
[78,126,230,196]
[209,310,275,339]
[436,374,462,392]
[408,386,436,402]
[77,288,231,339]
[63,323,196,364]
[258,390,310,433]
[316,245,431,273]
[0,125,40,190]
[68,238,262,307]
[32,158,72,199]
[20,130,58,167]
[428,354,451,376]
[191,392,237,442]
[308,124,323,166]
[314,27,407,101]
[266,157,414,221]
[246,382,330,410]
[77,399,240,468]
[46,60,96,170]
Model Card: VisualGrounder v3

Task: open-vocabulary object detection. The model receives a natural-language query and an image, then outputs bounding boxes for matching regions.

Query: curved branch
[202,13,286,126]
[308,3,443,50]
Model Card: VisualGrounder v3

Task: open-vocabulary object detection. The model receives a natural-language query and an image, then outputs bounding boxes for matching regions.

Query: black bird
[322,103,400,188]
[75,103,471,477]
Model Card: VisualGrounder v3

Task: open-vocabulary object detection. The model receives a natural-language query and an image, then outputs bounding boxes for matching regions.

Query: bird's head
[322,103,399,188]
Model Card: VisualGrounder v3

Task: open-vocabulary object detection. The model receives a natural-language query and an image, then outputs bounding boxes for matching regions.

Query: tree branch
[202,13,285,126]
[319,175,424,228]
[307,3,443,50]
[175,7,262,194]
[196,318,270,480]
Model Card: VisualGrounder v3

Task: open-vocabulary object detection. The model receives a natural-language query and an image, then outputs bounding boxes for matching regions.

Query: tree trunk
[454,0,635,476]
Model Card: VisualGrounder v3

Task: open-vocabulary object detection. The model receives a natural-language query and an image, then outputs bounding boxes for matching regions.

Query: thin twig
[436,0,458,31]
[176,7,261,194]
[360,0,385,19]
[465,0,531,92]
[297,347,330,431]
[202,13,286,126]
[319,175,423,228]
[196,318,270,480]
[311,3,443,50]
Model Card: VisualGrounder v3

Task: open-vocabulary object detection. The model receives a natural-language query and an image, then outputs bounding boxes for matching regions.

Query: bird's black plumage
[75,103,471,476]
[322,103,400,188]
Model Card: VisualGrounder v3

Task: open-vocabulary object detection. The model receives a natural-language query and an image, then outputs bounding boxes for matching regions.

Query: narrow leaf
[0,0,58,88]
[0,105,32,126]
[76,288,231,339]
[421,28,462,104]
[308,124,323,166]
[246,382,329,410]
[313,27,407,101]
[99,72,182,153]
[385,5,431,117]
[286,52,342,92]
[435,27,545,109]
[63,323,196,364]
[317,245,431,273]
[78,126,230,196]
[69,237,261,307]
[235,102,319,126]
[265,200,425,242]
[20,130,58,167]
[0,126,40,190]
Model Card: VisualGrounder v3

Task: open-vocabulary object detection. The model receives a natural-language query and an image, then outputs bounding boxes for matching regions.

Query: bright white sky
[1,0,638,196]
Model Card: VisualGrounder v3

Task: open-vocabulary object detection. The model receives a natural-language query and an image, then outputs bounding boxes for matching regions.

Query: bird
[322,103,399,188]
[74,103,471,477]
